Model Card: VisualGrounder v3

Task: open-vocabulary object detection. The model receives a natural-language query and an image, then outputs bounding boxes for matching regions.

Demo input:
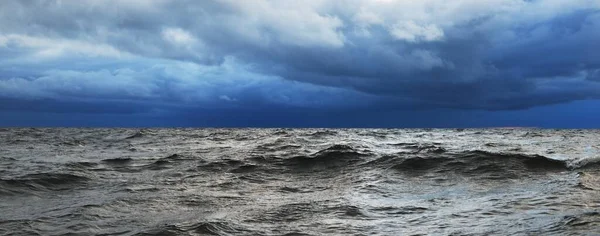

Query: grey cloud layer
[1,0,599,111]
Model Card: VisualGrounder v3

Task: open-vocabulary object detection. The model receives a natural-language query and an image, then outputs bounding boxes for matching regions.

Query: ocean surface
[1,128,600,235]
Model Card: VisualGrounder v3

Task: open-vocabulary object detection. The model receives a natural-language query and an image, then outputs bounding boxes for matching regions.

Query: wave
[562,212,600,228]
[373,150,569,178]
[337,205,366,218]
[0,173,90,195]
[462,150,567,170]
[145,154,203,170]
[102,158,133,164]
[65,162,99,171]
[199,159,243,171]
[281,232,315,236]
[193,158,266,175]
[229,164,258,173]
[272,129,291,135]
[372,206,429,215]
[249,202,318,223]
[125,129,153,140]
[137,221,249,236]
[547,211,600,233]
[254,143,301,153]
[577,172,600,190]
[309,130,338,137]
[3,128,600,235]
[147,159,172,170]
[571,157,600,169]
[0,157,17,161]
[279,186,303,193]
[388,143,446,153]
[60,139,86,146]
[284,145,368,169]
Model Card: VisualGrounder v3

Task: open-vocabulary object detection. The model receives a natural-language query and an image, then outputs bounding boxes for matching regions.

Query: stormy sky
[1,0,599,127]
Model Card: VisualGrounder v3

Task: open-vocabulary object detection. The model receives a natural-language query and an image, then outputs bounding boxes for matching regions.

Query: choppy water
[1,128,600,235]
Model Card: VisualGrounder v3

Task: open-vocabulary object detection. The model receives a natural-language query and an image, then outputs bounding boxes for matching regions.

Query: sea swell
[0,173,90,196]
[1,128,600,235]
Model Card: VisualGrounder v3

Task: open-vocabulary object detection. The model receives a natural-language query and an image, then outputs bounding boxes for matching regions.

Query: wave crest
[378,150,569,178]
[285,145,368,169]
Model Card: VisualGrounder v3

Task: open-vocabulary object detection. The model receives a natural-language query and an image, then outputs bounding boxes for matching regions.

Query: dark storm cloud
[0,0,599,114]
[0,97,157,114]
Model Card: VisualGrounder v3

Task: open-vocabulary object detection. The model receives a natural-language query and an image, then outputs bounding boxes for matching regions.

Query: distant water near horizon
[2,128,600,235]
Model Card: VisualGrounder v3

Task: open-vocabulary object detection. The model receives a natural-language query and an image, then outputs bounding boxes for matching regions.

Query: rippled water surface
[1,128,600,235]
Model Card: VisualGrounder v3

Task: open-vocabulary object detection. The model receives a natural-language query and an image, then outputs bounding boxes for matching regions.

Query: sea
[1,128,600,235]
